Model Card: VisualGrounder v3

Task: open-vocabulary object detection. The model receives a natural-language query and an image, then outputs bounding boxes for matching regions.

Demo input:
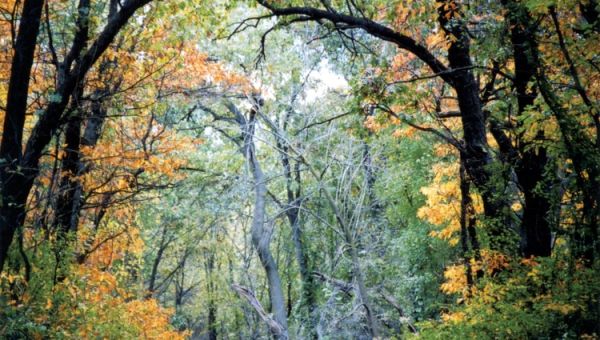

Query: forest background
[0,0,599,338]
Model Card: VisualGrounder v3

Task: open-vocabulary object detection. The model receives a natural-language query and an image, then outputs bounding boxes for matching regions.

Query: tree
[1,0,598,338]
[0,0,152,273]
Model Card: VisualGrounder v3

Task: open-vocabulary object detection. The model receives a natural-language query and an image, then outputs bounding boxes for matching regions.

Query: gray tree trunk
[229,101,288,339]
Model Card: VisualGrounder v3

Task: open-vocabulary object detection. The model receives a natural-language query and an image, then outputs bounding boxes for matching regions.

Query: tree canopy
[0,0,599,338]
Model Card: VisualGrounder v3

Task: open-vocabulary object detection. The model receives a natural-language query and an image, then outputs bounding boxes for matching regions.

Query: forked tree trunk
[229,101,288,339]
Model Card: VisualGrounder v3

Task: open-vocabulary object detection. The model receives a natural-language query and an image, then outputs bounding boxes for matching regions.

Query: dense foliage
[0,0,598,339]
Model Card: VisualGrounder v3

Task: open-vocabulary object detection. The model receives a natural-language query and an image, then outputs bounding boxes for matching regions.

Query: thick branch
[256,0,453,85]
[231,284,287,338]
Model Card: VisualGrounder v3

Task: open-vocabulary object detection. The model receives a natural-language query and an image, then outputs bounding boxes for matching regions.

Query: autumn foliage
[1,0,600,338]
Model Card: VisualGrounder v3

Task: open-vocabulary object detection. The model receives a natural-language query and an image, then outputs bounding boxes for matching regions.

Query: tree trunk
[438,0,515,254]
[0,0,45,273]
[273,129,317,337]
[147,224,169,296]
[206,248,218,340]
[501,0,554,258]
[231,101,288,339]
[55,91,110,238]
[538,76,600,262]
[54,115,83,235]
[347,233,379,339]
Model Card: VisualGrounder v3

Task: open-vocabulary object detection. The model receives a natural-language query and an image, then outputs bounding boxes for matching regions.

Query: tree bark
[537,76,600,261]
[272,122,317,337]
[206,247,218,340]
[499,0,554,257]
[229,101,289,339]
[147,223,170,296]
[0,0,45,273]
[54,114,83,235]
[232,284,287,339]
